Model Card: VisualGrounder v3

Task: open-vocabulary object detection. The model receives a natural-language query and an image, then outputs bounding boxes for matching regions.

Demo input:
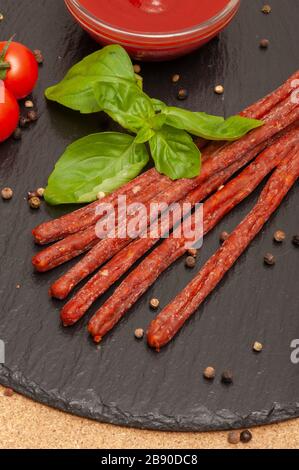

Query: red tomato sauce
[79,0,231,33]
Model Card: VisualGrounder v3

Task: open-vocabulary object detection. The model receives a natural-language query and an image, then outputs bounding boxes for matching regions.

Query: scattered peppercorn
[177,88,188,100]
[264,252,276,266]
[240,429,252,443]
[97,191,106,200]
[203,366,215,380]
[19,116,30,128]
[36,187,45,198]
[253,341,263,352]
[214,85,224,95]
[29,196,41,209]
[220,231,230,243]
[27,110,38,122]
[150,298,160,310]
[25,100,34,108]
[185,256,196,268]
[13,127,22,140]
[292,235,299,247]
[33,49,44,64]
[27,191,38,199]
[227,431,240,445]
[172,73,180,83]
[273,230,286,243]
[1,187,13,200]
[221,370,233,384]
[260,39,270,49]
[3,388,14,397]
[134,328,144,339]
[133,64,141,74]
[187,248,197,257]
[261,4,271,14]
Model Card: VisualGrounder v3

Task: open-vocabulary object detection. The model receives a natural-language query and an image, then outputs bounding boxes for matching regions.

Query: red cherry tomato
[0,85,20,142]
[0,41,38,99]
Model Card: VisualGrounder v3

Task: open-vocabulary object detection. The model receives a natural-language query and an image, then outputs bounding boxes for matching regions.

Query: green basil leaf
[44,132,149,205]
[135,126,155,144]
[162,107,263,140]
[93,81,155,133]
[149,125,201,180]
[45,45,137,114]
[151,98,167,112]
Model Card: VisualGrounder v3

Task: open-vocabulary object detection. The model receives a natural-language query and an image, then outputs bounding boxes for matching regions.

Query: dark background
[0,0,298,431]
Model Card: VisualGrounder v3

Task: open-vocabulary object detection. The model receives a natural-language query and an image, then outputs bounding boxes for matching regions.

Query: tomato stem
[0,62,10,70]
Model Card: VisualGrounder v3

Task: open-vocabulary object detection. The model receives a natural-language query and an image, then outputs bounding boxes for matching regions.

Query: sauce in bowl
[65,0,241,60]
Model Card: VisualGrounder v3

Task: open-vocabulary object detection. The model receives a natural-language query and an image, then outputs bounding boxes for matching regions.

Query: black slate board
[0,0,299,432]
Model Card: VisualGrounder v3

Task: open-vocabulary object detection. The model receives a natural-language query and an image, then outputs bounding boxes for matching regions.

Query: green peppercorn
[134,328,144,339]
[203,366,215,380]
[274,230,286,243]
[1,187,13,200]
[261,5,271,14]
[172,73,180,83]
[150,298,160,310]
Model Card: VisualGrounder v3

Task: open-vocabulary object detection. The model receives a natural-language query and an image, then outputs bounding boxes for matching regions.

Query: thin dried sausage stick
[240,70,299,119]
[33,72,299,245]
[49,102,299,299]
[32,176,173,272]
[32,168,167,245]
[87,128,299,341]
[147,146,299,349]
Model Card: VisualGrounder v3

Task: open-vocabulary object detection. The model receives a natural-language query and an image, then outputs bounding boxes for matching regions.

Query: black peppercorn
[240,430,252,443]
[177,88,188,100]
[221,370,233,384]
[33,49,44,64]
[260,39,270,49]
[13,128,22,140]
[19,116,29,128]
[27,110,38,122]
[185,256,196,268]
[264,253,276,266]
[292,235,299,247]
[227,431,240,444]
[220,231,230,243]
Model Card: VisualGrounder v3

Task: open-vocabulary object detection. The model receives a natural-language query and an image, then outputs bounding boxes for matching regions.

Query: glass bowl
[64,0,241,61]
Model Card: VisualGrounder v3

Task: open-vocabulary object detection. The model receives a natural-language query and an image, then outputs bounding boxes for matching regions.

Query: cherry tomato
[0,41,38,99]
[0,85,20,142]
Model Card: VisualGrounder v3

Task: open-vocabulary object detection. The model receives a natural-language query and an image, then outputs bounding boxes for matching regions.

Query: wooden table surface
[1,386,298,449]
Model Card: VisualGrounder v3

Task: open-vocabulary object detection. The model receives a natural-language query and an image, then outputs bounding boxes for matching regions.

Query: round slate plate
[0,0,299,431]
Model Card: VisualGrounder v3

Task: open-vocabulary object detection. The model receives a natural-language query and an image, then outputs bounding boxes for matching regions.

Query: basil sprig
[44,133,149,205]
[45,45,263,204]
